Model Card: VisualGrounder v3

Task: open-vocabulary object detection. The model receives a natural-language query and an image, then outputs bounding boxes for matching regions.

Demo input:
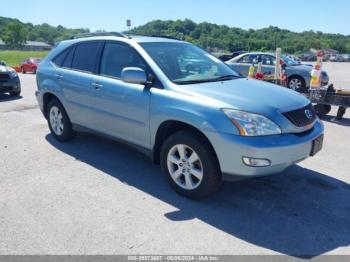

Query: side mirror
[121,67,147,85]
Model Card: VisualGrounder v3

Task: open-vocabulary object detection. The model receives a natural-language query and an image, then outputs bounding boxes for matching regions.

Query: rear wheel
[160,131,221,199]
[22,67,26,74]
[47,99,76,142]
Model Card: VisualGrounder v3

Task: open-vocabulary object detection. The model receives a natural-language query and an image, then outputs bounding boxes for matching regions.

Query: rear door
[53,41,102,128]
[90,41,152,148]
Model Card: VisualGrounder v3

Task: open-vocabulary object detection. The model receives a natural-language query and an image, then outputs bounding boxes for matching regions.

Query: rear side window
[71,42,100,73]
[100,42,148,78]
[52,48,69,67]
[52,46,75,68]
[62,47,75,68]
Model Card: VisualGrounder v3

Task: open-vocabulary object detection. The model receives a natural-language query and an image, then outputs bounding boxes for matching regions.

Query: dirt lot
[0,68,350,257]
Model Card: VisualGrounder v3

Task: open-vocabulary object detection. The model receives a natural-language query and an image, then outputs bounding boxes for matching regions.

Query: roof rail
[150,35,182,40]
[128,34,182,41]
[70,32,130,40]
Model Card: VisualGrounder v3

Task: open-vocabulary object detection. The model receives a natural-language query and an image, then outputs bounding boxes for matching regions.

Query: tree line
[0,16,89,48]
[1,16,350,54]
[130,19,350,54]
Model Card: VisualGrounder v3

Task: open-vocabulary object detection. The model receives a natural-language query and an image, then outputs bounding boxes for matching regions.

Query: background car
[0,63,21,96]
[218,51,246,62]
[21,58,42,74]
[298,53,317,62]
[226,52,329,91]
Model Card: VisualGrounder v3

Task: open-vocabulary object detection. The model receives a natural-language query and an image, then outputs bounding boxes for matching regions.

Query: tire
[288,76,305,91]
[9,89,21,97]
[336,107,346,120]
[47,99,76,142]
[314,104,331,118]
[33,68,37,74]
[22,67,26,74]
[160,130,221,199]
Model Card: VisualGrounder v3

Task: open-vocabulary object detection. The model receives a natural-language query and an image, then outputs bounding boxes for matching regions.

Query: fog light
[242,157,271,167]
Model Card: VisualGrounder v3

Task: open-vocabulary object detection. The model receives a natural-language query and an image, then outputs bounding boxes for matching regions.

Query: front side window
[100,42,148,79]
[71,42,100,73]
[141,42,240,84]
[238,54,258,64]
[261,55,275,65]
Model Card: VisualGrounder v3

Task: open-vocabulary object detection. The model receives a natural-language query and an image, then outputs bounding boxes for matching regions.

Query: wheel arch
[42,92,64,119]
[152,120,220,170]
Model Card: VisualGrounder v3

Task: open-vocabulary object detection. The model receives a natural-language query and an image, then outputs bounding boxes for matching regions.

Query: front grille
[0,74,10,80]
[283,103,316,127]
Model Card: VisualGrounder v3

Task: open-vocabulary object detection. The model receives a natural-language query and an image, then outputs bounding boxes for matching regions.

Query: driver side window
[261,55,276,65]
[238,54,258,64]
[100,42,147,79]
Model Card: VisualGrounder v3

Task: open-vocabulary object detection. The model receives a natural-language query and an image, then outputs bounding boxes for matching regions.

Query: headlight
[9,70,18,78]
[222,109,281,136]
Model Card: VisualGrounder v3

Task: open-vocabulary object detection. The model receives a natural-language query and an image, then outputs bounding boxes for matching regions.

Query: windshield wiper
[173,79,216,85]
[174,75,240,85]
[212,75,241,81]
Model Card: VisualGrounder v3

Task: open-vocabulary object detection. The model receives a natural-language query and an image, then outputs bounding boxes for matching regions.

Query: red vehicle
[21,58,42,74]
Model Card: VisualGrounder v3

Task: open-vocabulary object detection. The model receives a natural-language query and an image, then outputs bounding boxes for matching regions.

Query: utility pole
[126,19,131,33]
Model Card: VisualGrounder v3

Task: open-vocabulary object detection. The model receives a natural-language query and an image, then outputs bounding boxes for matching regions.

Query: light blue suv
[36,33,324,199]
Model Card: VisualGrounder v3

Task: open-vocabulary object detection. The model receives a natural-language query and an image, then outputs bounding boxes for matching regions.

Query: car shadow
[46,132,350,258]
[320,115,350,127]
[0,93,23,102]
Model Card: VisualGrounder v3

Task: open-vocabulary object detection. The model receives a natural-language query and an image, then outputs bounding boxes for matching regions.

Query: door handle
[56,74,63,80]
[92,82,103,90]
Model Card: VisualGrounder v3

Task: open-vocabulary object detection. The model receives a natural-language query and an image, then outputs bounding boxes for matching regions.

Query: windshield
[281,55,299,66]
[140,42,240,84]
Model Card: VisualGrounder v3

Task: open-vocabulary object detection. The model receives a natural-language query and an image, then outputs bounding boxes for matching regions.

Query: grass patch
[0,50,49,67]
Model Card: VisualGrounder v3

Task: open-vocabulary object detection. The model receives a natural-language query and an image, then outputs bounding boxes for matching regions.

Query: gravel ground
[0,71,350,257]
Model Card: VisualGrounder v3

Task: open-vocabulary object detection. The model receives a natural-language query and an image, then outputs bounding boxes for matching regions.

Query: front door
[90,42,151,148]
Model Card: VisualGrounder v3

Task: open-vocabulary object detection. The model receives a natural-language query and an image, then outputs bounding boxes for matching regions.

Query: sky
[1,0,350,35]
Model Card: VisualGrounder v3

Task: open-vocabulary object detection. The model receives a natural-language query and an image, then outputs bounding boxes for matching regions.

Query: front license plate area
[310,135,324,156]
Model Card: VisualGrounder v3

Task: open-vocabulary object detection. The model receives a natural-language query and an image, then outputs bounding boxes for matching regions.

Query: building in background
[0,39,52,51]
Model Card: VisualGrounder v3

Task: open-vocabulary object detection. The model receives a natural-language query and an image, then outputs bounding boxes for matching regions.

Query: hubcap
[167,144,203,190]
[49,106,64,136]
[289,78,302,90]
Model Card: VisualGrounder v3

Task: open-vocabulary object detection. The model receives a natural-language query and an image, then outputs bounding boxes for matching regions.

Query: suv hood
[287,64,313,72]
[179,78,310,115]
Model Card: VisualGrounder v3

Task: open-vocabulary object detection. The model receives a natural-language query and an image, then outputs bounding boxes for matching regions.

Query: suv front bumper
[205,120,324,180]
[0,77,21,94]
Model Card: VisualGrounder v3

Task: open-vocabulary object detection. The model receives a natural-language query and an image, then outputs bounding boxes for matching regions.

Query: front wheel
[160,131,221,199]
[10,88,21,97]
[288,76,305,91]
[47,99,76,142]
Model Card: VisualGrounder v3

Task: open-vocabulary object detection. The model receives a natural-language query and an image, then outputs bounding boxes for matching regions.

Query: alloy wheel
[167,144,204,190]
[289,78,302,90]
[49,106,64,136]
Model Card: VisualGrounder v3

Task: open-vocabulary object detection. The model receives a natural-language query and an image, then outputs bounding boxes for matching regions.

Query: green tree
[2,22,27,48]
